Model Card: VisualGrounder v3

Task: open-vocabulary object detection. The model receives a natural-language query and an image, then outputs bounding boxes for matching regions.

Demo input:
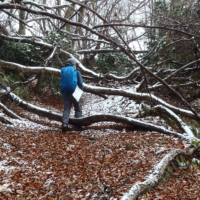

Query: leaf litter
[0,91,199,199]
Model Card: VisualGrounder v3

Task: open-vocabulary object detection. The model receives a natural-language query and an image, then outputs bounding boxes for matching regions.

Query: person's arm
[77,71,83,91]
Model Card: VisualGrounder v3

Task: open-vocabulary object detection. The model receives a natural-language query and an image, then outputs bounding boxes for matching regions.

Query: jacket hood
[65,58,77,67]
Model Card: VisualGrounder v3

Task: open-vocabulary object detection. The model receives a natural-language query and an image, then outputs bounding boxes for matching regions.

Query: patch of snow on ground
[5,117,60,132]
[82,92,138,117]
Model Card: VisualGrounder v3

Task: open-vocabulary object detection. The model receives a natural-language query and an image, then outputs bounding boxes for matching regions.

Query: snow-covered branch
[0,102,22,120]
[0,59,199,120]
[0,35,140,81]
[6,92,187,138]
[122,148,196,200]
[152,105,194,139]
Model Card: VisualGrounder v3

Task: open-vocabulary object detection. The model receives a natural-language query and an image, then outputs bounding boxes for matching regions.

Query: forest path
[0,91,199,199]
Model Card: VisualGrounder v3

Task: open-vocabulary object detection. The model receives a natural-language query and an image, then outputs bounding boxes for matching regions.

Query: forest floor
[0,87,200,199]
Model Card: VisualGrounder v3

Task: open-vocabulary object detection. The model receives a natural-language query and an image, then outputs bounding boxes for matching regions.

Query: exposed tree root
[121,147,196,200]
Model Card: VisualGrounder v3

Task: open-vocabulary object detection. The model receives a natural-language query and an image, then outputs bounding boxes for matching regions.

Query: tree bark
[5,91,189,139]
[0,59,198,120]
[122,148,196,200]
[18,10,26,35]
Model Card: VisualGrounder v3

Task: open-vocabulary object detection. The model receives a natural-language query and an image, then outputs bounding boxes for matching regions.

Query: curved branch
[0,115,13,124]
[2,7,196,113]
[2,9,32,28]
[122,148,196,200]
[44,45,58,64]
[0,60,199,120]
[22,1,72,11]
[84,84,199,120]
[77,49,147,54]
[65,0,107,23]
[93,24,200,39]
[162,59,200,83]
[0,35,139,81]
[152,105,194,138]
[0,59,61,76]
[0,102,22,120]
[6,91,187,138]
[149,80,200,91]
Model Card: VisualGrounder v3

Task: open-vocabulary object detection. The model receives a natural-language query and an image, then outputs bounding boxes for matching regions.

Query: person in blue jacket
[61,58,83,132]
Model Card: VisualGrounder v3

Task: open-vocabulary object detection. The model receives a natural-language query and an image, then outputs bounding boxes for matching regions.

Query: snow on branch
[121,148,196,200]
[0,35,139,81]
[0,59,60,76]
[19,1,72,11]
[84,84,198,120]
[152,105,195,139]
[6,92,187,138]
[77,49,147,54]
[7,92,62,122]
[0,59,199,120]
[2,9,32,28]
[151,58,200,89]
[0,102,22,120]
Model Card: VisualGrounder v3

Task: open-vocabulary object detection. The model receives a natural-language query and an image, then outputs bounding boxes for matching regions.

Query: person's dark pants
[62,96,82,126]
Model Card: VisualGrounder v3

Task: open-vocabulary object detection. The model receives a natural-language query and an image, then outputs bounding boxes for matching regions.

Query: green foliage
[190,119,199,127]
[154,1,168,14]
[153,1,191,21]
[0,41,43,65]
[7,72,21,83]
[139,106,150,116]
[192,158,200,165]
[2,71,33,100]
[164,117,175,127]
[141,1,200,68]
[95,52,135,75]
[142,35,170,67]
[191,127,200,139]
[41,75,61,97]
[184,119,200,139]
[176,155,188,168]
[3,71,22,86]
[190,139,200,149]
[39,29,77,95]
[14,85,24,97]
[43,29,76,56]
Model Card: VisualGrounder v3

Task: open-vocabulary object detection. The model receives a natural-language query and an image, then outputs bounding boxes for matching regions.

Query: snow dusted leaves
[0,85,197,199]
[0,123,188,199]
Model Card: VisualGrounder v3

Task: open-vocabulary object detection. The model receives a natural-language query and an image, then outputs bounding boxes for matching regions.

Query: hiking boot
[62,124,68,132]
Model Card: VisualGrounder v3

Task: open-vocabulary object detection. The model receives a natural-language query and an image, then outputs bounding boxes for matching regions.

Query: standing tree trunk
[18,10,26,35]
[42,0,47,32]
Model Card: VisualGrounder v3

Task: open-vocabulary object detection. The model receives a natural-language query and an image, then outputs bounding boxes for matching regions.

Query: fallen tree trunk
[0,115,13,124]
[6,92,189,139]
[1,59,199,120]
[0,102,22,120]
[84,84,200,120]
[152,105,194,138]
[121,147,196,200]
